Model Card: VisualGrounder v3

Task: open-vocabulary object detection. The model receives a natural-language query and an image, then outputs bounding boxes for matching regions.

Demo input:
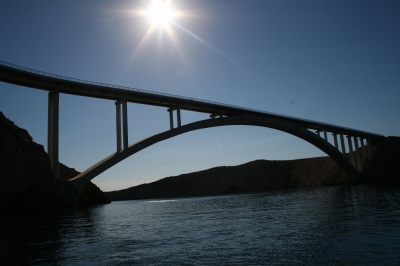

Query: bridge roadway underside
[69,114,360,192]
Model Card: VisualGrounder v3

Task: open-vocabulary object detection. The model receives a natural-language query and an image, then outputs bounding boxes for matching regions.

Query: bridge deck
[0,60,383,139]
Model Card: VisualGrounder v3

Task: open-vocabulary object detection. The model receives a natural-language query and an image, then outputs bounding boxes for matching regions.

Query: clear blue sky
[0,0,399,191]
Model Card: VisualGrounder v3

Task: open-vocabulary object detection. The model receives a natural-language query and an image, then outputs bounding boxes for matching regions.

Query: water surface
[1,181,400,265]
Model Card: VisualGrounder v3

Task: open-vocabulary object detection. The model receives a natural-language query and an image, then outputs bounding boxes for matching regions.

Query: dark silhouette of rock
[106,137,399,201]
[0,111,109,212]
[105,156,347,201]
[59,163,110,205]
[362,136,400,182]
[106,160,292,201]
[289,156,348,187]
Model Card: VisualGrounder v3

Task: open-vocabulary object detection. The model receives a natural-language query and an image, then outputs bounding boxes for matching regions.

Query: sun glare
[128,1,241,71]
[147,1,174,26]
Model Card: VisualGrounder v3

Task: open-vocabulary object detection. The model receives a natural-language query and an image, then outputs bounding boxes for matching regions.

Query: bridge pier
[332,133,338,149]
[346,135,355,167]
[168,108,182,129]
[115,101,128,151]
[367,139,372,154]
[340,134,346,154]
[354,137,362,170]
[360,137,367,159]
[122,101,128,149]
[48,91,59,179]
[323,131,328,141]
[177,108,181,127]
[168,109,174,129]
[116,102,121,152]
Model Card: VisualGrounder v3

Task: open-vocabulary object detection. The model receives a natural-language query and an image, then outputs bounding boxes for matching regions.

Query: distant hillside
[105,156,347,201]
[106,137,400,201]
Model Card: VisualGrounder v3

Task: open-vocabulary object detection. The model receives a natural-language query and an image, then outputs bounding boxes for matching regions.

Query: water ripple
[1,181,400,265]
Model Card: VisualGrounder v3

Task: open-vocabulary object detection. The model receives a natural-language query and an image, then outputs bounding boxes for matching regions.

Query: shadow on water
[0,205,104,265]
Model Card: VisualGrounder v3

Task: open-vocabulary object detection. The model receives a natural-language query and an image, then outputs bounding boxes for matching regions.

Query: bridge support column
[316,130,320,137]
[323,131,328,141]
[340,134,346,154]
[360,137,367,159]
[122,101,128,149]
[116,100,128,151]
[332,133,338,149]
[168,109,174,129]
[354,137,362,170]
[115,102,122,152]
[366,139,372,155]
[48,91,59,179]
[177,108,181,127]
[347,135,355,166]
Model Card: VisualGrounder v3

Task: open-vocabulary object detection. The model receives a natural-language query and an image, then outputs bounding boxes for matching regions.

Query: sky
[0,0,399,191]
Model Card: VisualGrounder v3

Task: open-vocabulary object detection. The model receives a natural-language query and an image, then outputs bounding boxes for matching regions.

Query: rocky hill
[106,137,400,201]
[0,111,110,212]
[105,157,347,201]
[59,163,110,206]
[361,136,400,182]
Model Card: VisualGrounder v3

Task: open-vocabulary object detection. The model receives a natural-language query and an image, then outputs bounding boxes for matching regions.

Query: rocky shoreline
[0,112,110,212]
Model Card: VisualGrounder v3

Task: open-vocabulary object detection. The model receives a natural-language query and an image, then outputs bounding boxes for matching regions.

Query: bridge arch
[69,113,359,191]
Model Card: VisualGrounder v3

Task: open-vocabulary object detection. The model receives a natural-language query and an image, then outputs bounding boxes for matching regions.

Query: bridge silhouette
[0,60,384,192]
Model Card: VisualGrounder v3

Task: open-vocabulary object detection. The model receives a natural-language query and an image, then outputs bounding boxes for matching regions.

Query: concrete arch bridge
[0,60,384,193]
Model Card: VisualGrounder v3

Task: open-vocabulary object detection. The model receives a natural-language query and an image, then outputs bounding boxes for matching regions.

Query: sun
[146,0,175,26]
[130,0,241,71]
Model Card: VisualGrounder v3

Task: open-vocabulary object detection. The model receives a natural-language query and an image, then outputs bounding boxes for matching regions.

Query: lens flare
[125,1,245,73]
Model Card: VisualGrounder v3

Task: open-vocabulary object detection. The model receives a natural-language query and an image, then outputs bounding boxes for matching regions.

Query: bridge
[0,60,384,192]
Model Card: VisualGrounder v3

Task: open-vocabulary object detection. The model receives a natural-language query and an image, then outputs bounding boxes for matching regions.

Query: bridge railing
[0,60,380,137]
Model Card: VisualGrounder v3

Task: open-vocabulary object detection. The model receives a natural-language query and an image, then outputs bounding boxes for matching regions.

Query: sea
[1,181,400,265]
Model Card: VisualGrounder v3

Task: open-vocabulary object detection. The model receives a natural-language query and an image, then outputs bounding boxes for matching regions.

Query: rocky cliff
[106,137,399,201]
[362,136,400,182]
[59,163,110,206]
[0,112,110,212]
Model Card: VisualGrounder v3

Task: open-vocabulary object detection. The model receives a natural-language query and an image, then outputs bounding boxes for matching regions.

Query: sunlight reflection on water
[145,199,178,203]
